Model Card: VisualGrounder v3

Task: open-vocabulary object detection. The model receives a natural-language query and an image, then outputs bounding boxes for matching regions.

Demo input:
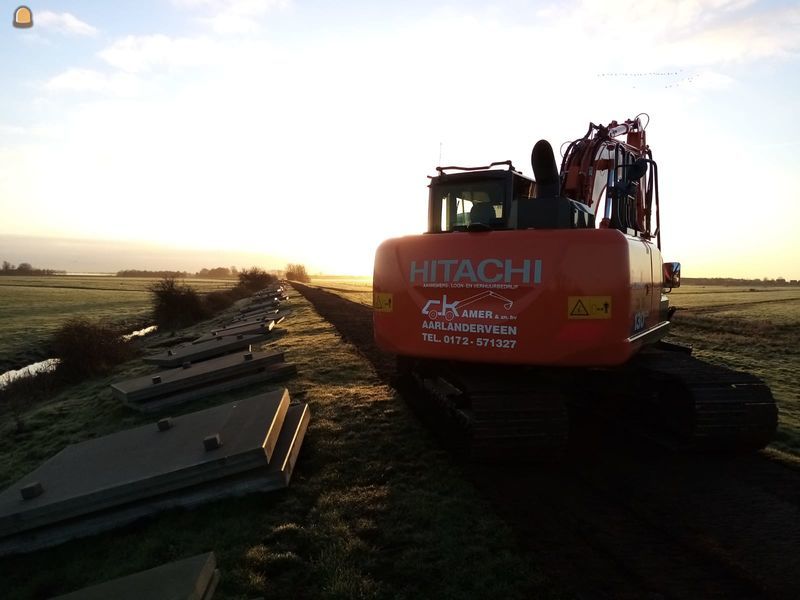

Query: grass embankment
[0,276,235,372]
[665,285,800,455]
[0,291,555,599]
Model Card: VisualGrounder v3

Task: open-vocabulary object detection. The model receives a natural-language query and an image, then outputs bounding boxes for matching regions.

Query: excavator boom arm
[560,116,655,241]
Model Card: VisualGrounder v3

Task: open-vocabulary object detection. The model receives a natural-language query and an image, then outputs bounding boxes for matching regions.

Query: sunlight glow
[1,1,798,277]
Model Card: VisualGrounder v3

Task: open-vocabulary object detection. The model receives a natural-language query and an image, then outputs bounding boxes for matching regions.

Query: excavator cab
[428,157,595,233]
[428,163,516,232]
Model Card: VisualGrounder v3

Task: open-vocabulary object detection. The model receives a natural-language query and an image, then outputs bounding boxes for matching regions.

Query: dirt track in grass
[294,282,800,600]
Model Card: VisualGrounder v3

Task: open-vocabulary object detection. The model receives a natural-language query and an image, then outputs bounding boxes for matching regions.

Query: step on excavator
[373,115,778,457]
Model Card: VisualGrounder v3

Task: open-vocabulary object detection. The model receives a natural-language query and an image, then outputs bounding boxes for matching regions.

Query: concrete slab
[202,568,220,600]
[239,300,279,314]
[111,350,286,404]
[230,308,284,324]
[0,389,290,538]
[0,402,310,556]
[144,334,270,368]
[246,294,282,305]
[222,310,289,330]
[192,321,275,345]
[127,362,297,413]
[245,298,285,309]
[229,311,290,327]
[52,552,217,600]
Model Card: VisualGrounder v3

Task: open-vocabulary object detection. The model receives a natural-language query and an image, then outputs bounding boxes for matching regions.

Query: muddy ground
[294,283,800,600]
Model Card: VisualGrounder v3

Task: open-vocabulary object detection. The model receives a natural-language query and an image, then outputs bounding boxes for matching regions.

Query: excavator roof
[433,160,522,176]
[429,162,533,189]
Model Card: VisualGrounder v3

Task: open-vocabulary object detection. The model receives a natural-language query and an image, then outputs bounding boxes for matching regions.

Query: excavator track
[408,362,570,460]
[628,344,778,451]
[405,343,778,459]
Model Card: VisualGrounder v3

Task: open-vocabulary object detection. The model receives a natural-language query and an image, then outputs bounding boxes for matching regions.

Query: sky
[0,0,798,278]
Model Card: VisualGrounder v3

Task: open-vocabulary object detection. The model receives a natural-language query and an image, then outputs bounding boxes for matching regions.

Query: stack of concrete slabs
[240,302,283,315]
[244,295,281,309]
[193,315,290,344]
[144,334,270,368]
[231,305,282,321]
[112,350,296,412]
[0,390,311,556]
[252,286,286,300]
[249,308,290,322]
[230,308,291,326]
[237,296,288,316]
[239,299,278,313]
[193,320,274,345]
[53,552,219,600]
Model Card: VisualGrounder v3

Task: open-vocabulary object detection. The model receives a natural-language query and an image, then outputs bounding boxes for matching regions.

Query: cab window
[435,182,505,231]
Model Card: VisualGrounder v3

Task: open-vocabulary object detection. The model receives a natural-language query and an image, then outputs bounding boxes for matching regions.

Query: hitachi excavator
[373,115,778,457]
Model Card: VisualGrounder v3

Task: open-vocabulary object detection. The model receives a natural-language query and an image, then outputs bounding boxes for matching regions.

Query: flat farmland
[306,275,372,306]
[666,285,800,453]
[0,276,235,372]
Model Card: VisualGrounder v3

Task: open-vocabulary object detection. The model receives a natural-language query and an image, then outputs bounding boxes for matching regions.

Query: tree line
[1,261,65,276]
[1,261,313,280]
[116,266,245,278]
[119,264,311,280]
[683,277,799,286]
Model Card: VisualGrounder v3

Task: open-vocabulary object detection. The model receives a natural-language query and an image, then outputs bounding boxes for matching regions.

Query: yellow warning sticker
[568,296,612,319]
[373,292,394,312]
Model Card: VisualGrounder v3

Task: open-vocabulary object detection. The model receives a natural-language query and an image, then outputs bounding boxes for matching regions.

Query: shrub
[238,267,277,293]
[0,368,61,432]
[286,263,310,283]
[52,318,136,381]
[150,277,208,329]
[226,285,250,301]
[203,289,236,313]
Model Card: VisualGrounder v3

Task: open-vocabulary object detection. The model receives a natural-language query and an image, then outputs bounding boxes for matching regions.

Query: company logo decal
[409,258,542,287]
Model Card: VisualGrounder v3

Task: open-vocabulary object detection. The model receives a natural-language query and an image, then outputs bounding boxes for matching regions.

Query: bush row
[150,267,278,329]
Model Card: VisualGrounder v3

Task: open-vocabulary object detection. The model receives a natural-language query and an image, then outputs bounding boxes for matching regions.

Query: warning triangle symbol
[570,300,589,316]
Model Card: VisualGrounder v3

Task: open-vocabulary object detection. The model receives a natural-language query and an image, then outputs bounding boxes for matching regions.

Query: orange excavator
[373,116,777,456]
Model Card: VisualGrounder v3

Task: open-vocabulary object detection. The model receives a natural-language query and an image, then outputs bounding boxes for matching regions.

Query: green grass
[0,291,558,599]
[0,276,235,372]
[668,284,800,309]
[665,285,800,454]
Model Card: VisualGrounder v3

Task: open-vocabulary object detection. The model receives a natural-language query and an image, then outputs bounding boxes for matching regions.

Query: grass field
[307,276,373,306]
[0,290,553,599]
[665,285,800,454]
[0,276,235,373]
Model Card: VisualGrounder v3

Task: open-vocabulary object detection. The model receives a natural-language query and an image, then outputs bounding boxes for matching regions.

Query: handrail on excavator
[435,161,518,174]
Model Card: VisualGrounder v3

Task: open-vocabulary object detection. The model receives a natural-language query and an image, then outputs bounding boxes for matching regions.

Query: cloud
[202,13,261,34]
[673,8,800,64]
[173,0,289,34]
[172,0,287,15]
[98,35,226,73]
[537,1,799,69]
[550,0,759,38]
[0,124,27,136]
[44,69,140,95]
[36,11,98,36]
